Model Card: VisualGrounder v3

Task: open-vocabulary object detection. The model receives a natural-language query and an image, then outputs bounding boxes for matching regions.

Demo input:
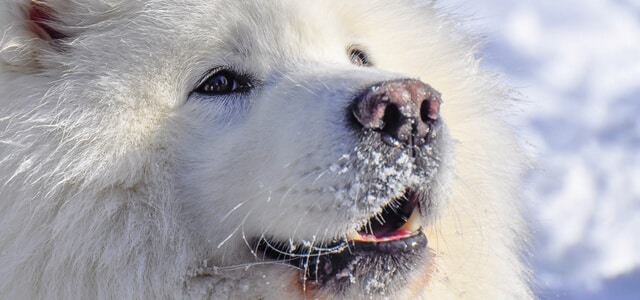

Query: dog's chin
[253,188,434,297]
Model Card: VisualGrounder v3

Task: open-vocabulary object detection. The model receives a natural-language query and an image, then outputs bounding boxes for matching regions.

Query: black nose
[351,79,441,147]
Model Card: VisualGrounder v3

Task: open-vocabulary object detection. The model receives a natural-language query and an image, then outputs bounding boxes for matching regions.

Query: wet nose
[351,79,441,147]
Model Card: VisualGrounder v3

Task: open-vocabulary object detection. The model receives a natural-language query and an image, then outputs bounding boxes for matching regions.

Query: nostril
[420,98,439,123]
[379,104,404,147]
[420,100,431,123]
[419,100,430,123]
[382,104,402,134]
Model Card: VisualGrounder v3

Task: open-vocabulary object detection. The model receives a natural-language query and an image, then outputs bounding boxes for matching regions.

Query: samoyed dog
[0,0,531,299]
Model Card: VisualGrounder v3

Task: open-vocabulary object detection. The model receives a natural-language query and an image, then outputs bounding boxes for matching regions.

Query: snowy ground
[438,0,640,298]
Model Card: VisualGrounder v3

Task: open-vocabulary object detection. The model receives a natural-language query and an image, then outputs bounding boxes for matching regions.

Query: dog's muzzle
[254,78,445,295]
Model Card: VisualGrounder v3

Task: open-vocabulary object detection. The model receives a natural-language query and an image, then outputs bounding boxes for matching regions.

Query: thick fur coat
[0,0,531,299]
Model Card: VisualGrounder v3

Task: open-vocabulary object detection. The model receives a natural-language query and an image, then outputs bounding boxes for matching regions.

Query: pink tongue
[360,229,413,242]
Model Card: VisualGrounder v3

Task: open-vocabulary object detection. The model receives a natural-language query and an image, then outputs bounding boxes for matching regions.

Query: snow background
[438,0,640,298]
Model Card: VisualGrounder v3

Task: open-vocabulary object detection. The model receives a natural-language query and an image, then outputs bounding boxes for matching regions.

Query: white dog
[0,0,531,299]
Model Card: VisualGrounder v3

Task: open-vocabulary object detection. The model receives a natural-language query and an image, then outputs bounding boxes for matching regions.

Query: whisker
[221,200,247,222]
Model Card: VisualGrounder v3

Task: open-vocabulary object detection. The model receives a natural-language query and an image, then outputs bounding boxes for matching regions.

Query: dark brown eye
[195,70,252,95]
[349,46,371,67]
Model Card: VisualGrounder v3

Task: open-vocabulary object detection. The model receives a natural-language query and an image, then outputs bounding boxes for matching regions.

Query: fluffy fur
[0,0,531,299]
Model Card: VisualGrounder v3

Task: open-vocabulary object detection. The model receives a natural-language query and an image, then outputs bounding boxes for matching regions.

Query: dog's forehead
[152,0,359,68]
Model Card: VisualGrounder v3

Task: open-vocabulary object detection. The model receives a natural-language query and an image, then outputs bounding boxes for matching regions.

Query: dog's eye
[348,46,371,67]
[195,70,252,95]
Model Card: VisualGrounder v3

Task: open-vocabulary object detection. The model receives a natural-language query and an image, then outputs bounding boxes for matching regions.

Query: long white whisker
[221,200,247,222]
[217,225,240,249]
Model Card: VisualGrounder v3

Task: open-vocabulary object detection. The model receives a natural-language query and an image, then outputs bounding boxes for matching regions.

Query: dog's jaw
[254,190,433,297]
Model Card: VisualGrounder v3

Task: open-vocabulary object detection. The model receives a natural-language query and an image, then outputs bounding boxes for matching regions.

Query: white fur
[0,0,531,299]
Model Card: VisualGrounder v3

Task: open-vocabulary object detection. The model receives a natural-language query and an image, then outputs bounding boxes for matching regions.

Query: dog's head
[167,1,457,298]
[7,0,487,298]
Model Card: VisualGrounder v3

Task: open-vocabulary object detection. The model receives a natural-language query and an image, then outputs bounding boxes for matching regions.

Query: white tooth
[346,229,378,242]
[346,229,362,241]
[399,208,422,232]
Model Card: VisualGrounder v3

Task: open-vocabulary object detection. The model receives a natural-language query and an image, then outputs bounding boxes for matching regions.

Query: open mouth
[255,189,428,287]
[350,189,422,242]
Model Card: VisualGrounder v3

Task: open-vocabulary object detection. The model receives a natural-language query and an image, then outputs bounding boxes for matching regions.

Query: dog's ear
[0,0,70,72]
[27,0,68,42]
